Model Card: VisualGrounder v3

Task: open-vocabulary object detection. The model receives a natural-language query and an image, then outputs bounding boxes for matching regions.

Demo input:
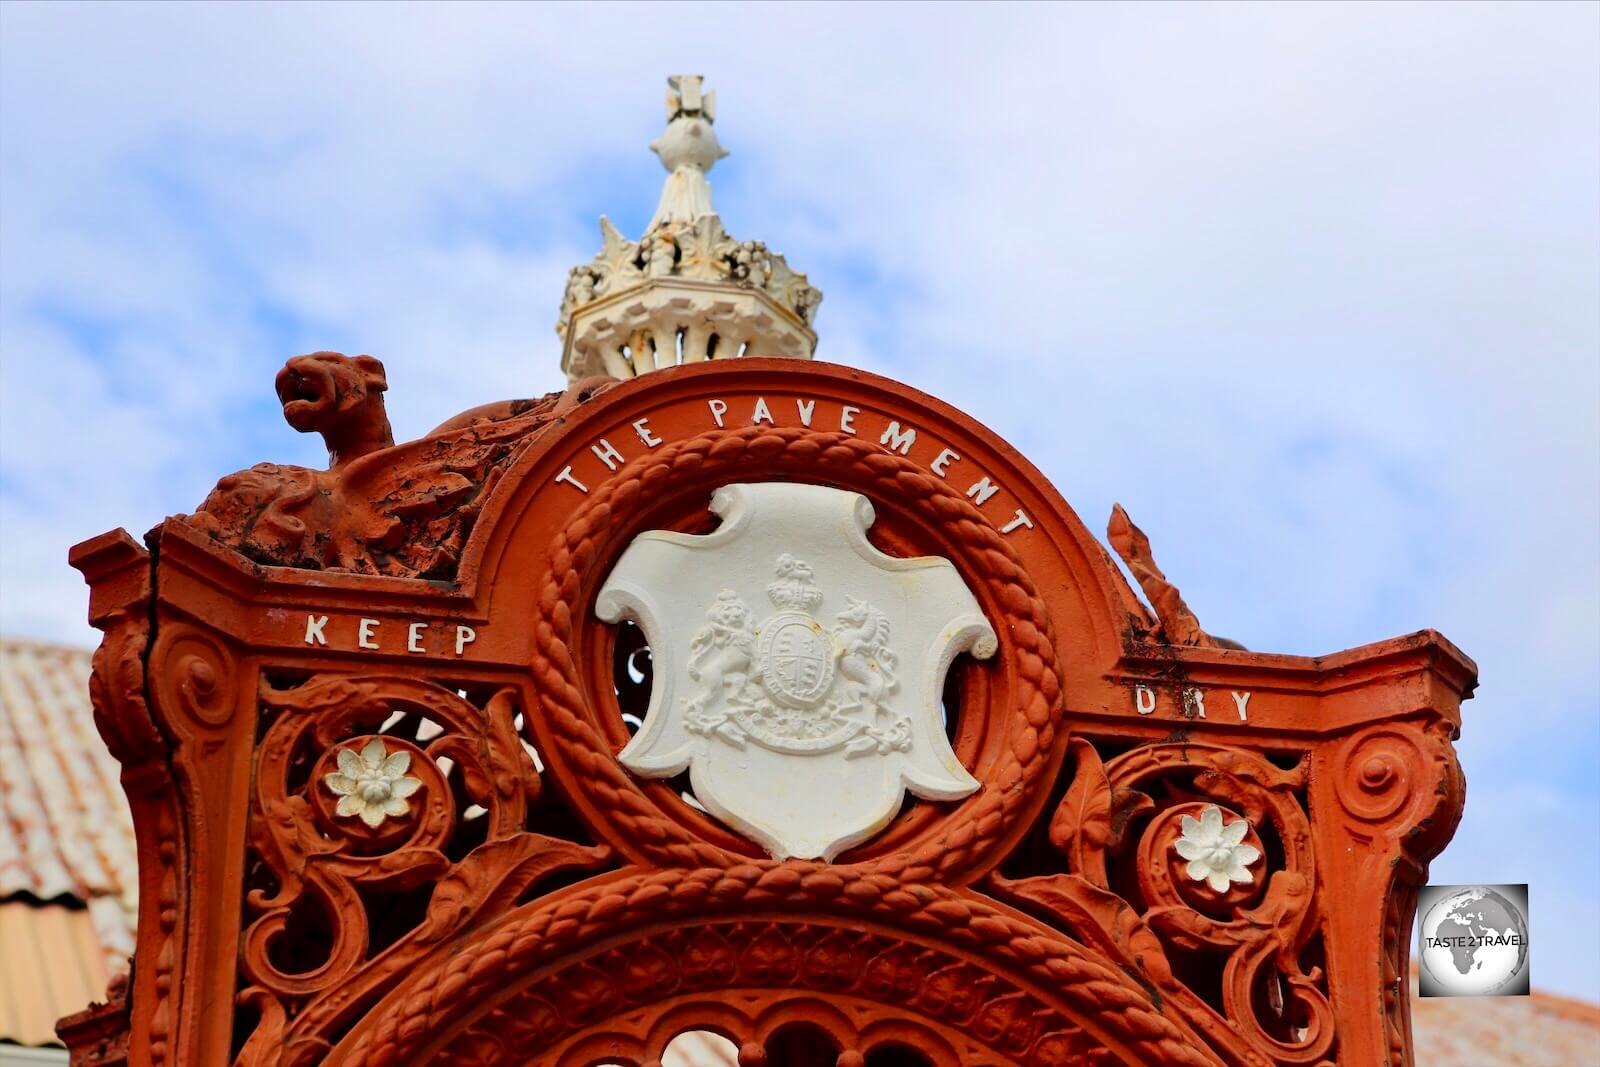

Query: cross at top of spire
[664,74,716,124]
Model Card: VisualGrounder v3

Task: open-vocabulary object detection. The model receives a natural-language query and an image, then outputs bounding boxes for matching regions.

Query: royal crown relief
[597,481,995,861]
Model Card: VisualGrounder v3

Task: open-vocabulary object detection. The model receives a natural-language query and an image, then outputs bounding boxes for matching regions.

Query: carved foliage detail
[86,608,163,771]
[233,674,610,1066]
[997,737,1335,1067]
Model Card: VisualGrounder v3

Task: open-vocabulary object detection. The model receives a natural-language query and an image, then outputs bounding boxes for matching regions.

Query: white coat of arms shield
[596,482,997,860]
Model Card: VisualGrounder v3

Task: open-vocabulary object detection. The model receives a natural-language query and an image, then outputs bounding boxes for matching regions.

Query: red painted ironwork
[62,354,1475,1066]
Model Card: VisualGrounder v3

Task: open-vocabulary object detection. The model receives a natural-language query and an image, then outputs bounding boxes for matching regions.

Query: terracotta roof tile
[1411,972,1600,1067]
[0,637,138,1047]
[0,639,135,909]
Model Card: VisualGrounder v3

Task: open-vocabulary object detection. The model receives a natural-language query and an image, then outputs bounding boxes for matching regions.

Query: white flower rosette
[323,738,424,828]
[1173,804,1262,892]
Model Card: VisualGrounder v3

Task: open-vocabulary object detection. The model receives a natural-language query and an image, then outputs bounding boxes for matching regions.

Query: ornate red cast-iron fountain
[60,78,1475,1067]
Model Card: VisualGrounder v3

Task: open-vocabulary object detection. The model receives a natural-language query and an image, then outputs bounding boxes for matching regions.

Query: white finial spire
[555,76,822,383]
[647,75,728,230]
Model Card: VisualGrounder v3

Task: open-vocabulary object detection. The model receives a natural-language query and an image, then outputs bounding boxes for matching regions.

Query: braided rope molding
[527,425,1064,883]
[340,865,1218,1066]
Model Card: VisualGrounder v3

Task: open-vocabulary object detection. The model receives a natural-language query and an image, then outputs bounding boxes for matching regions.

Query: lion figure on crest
[683,590,757,730]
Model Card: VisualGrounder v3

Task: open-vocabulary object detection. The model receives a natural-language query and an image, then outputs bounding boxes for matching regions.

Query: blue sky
[2,3,1597,997]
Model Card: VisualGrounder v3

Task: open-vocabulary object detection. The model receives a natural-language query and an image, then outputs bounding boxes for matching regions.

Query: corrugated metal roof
[0,901,116,1048]
[0,638,138,1047]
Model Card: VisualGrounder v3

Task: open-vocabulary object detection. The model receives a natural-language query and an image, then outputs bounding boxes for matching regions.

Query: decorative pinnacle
[650,74,729,193]
[554,75,821,382]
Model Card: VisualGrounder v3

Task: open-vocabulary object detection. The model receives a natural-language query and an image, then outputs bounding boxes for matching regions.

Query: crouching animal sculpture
[182,351,611,579]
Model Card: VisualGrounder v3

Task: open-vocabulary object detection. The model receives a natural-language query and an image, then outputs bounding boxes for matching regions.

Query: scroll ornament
[994,737,1337,1066]
[233,674,611,1066]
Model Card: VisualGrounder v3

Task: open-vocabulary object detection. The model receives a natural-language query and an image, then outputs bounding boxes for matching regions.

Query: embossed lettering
[407,622,426,654]
[1001,509,1034,535]
[304,614,329,646]
[1232,691,1251,721]
[751,396,774,424]
[1135,684,1157,715]
[965,476,999,507]
[840,405,859,434]
[796,398,816,426]
[455,625,476,656]
[632,417,663,447]
[554,465,589,494]
[591,438,625,471]
[708,398,728,427]
[358,618,380,650]
[879,421,917,455]
[930,447,960,477]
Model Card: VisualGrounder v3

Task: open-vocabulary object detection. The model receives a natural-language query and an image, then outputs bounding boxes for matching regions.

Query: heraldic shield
[596,482,998,860]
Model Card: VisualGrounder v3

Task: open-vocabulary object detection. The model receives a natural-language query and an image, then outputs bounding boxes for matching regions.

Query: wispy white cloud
[2,0,1596,996]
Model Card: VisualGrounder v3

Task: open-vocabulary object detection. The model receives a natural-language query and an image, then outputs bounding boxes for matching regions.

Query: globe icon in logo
[1418,885,1530,996]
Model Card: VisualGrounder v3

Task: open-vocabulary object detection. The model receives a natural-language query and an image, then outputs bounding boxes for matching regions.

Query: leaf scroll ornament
[1048,737,1153,887]
[996,739,1176,991]
[989,738,1269,1064]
